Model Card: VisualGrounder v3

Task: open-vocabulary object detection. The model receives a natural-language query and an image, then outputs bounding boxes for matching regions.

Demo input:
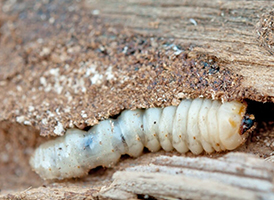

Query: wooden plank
[99,153,274,200]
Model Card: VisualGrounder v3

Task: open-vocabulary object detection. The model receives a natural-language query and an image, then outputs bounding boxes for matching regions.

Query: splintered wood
[100,153,274,200]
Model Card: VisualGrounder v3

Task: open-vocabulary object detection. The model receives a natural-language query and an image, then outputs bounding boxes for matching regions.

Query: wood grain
[87,0,274,97]
[100,153,274,200]
[1,0,274,199]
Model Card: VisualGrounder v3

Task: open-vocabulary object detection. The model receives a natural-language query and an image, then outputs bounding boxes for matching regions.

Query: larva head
[218,101,254,150]
[241,114,255,134]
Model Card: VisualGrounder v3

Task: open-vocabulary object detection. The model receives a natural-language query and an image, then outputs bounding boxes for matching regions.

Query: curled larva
[30,98,255,180]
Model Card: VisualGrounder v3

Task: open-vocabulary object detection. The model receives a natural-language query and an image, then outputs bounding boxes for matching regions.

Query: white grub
[30,99,251,180]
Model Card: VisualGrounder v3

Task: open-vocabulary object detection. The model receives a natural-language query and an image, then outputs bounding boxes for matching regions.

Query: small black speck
[154,121,156,124]
[121,134,126,144]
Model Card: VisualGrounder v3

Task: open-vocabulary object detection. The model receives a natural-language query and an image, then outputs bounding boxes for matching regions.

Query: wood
[0,0,274,136]
[1,0,274,199]
[99,153,274,200]
[88,0,274,97]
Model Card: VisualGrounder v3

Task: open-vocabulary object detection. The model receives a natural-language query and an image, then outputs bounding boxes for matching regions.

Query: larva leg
[143,108,162,152]
[186,98,204,154]
[198,99,214,153]
[117,110,145,157]
[158,106,176,151]
[172,99,191,153]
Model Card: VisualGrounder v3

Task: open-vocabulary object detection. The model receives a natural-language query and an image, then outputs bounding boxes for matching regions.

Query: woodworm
[30,98,255,180]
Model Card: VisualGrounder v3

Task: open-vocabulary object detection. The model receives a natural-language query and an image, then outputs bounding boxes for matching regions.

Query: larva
[30,98,255,180]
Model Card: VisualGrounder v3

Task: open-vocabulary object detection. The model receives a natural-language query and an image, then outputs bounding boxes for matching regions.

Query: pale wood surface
[100,153,274,200]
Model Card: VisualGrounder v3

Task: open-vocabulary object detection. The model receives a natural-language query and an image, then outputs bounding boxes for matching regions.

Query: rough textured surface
[256,9,274,54]
[2,0,274,199]
[0,121,44,195]
[100,153,274,200]
[0,0,274,137]
[3,151,274,200]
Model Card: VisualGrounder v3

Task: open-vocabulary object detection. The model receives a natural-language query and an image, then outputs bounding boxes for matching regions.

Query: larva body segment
[172,99,191,153]
[208,100,223,151]
[198,99,214,153]
[187,98,204,154]
[143,108,162,152]
[117,110,144,157]
[30,98,253,180]
[158,106,176,151]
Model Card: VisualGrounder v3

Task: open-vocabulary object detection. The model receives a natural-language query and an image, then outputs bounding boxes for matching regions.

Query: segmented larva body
[30,99,254,180]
